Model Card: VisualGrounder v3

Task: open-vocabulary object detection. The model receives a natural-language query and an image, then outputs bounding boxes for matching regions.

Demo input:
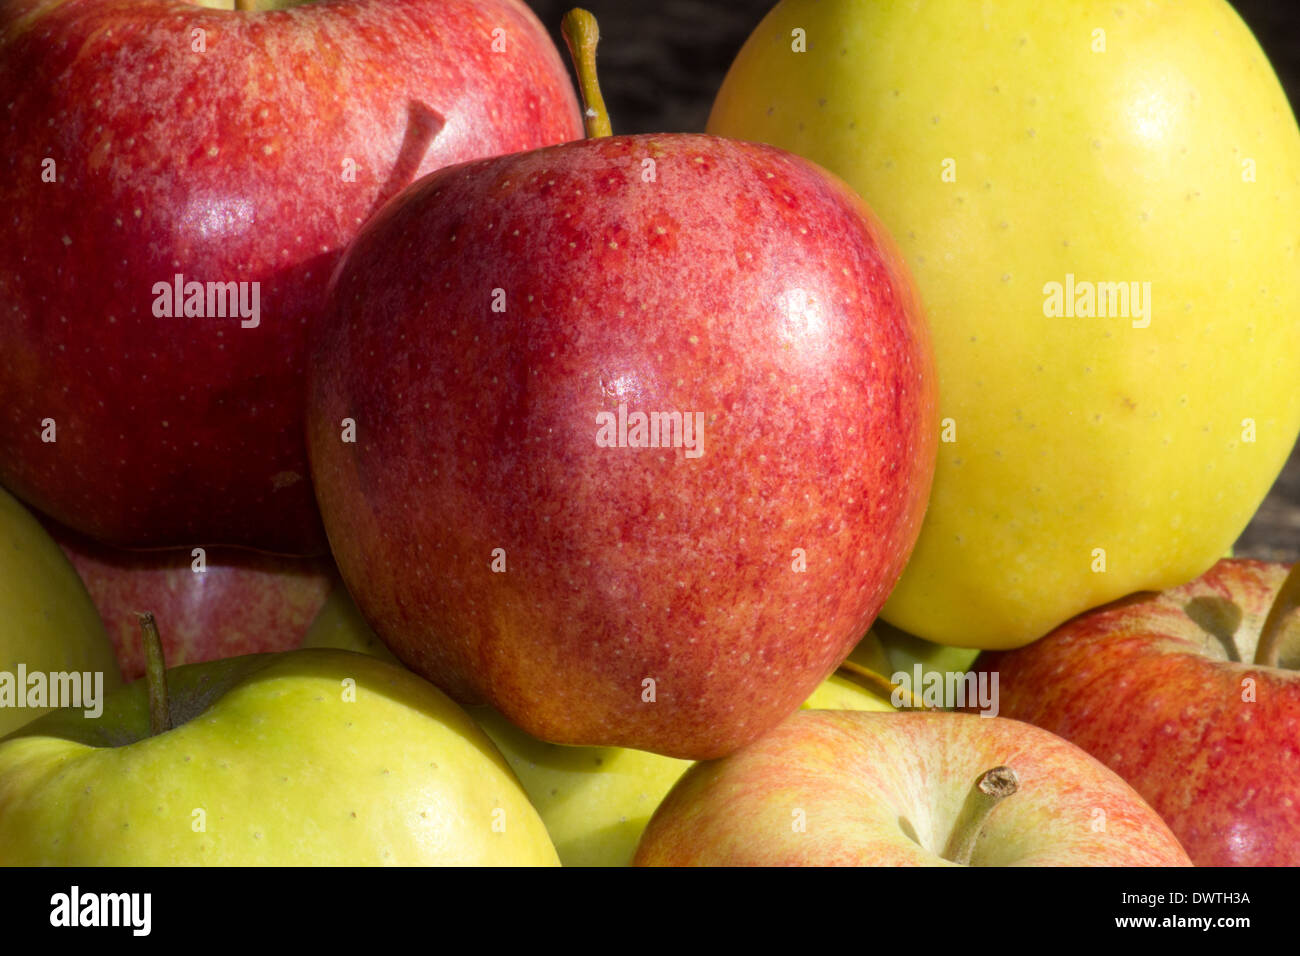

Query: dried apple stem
[943,766,1019,865]
[836,658,929,710]
[138,612,172,737]
[1255,561,1300,668]
[234,0,257,11]
[561,8,612,138]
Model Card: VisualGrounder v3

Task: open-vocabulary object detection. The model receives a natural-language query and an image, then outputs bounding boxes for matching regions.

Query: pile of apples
[0,0,1296,867]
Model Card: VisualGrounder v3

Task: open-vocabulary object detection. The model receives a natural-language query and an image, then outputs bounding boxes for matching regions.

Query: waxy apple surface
[708,0,1300,649]
[50,523,333,680]
[978,559,1300,866]
[0,649,559,865]
[635,710,1191,866]
[302,579,896,865]
[0,0,581,552]
[309,133,936,759]
[0,488,121,737]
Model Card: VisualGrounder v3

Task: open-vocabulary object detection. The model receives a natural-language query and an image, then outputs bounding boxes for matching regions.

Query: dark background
[530,0,1300,561]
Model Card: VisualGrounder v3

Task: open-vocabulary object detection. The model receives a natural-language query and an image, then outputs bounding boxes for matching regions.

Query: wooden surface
[531,0,1300,561]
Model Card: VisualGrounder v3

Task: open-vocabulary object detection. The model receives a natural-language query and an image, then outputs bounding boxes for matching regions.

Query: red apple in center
[0,0,581,553]
[976,558,1300,866]
[306,14,937,759]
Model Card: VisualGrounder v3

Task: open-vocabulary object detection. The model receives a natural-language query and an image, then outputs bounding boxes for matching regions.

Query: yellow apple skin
[469,706,692,867]
[0,650,558,865]
[0,486,121,736]
[481,672,892,866]
[874,623,980,680]
[801,636,896,710]
[302,586,399,663]
[303,589,894,865]
[708,0,1300,648]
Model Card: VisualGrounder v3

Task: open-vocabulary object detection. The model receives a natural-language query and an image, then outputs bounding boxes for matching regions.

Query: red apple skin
[634,710,1191,866]
[0,0,581,554]
[308,134,937,759]
[976,559,1300,867]
[50,523,333,681]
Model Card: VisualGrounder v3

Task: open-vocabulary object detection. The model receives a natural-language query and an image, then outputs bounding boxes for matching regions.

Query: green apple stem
[1255,561,1300,668]
[942,766,1019,866]
[138,612,172,737]
[835,658,930,710]
[561,9,612,138]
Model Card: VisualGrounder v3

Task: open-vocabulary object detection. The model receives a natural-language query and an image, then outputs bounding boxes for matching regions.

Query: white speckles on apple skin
[308,134,937,760]
[0,0,581,551]
[981,559,1300,865]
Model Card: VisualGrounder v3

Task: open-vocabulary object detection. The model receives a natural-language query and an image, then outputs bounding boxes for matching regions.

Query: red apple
[49,522,333,680]
[0,0,581,553]
[976,558,1300,866]
[306,13,936,759]
[634,710,1191,865]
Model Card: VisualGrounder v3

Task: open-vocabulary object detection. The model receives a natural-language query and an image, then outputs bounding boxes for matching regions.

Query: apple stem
[942,766,1019,866]
[835,658,930,710]
[138,612,172,737]
[561,9,612,138]
[234,0,256,10]
[1255,561,1300,668]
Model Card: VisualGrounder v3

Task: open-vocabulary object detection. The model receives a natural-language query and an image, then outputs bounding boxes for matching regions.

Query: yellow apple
[801,636,896,710]
[873,622,980,680]
[0,648,558,864]
[0,486,120,736]
[303,589,894,865]
[708,0,1300,648]
[302,587,398,663]
[467,706,692,867]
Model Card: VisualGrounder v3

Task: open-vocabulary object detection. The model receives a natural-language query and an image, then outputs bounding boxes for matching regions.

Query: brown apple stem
[835,658,930,710]
[561,9,612,138]
[234,0,257,11]
[138,612,172,737]
[1255,561,1300,668]
[942,766,1019,866]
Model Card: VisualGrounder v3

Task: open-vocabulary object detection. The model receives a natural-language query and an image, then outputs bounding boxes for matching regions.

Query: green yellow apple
[0,647,558,864]
[708,0,1300,648]
[491,671,891,867]
[465,706,690,867]
[0,486,120,736]
[302,588,893,865]
[302,587,397,662]
[873,621,980,680]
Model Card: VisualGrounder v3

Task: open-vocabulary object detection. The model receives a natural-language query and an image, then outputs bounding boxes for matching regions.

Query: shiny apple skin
[0,0,581,553]
[978,559,1300,866]
[308,134,937,759]
[49,522,334,680]
[634,710,1191,866]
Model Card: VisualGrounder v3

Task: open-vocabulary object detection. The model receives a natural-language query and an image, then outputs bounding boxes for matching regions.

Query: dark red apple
[0,0,580,553]
[976,558,1300,866]
[49,521,334,680]
[306,13,937,759]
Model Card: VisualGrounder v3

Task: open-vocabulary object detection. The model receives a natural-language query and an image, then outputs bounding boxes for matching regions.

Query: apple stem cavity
[835,658,930,710]
[1255,561,1300,669]
[942,766,1019,866]
[561,8,612,138]
[138,612,173,737]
